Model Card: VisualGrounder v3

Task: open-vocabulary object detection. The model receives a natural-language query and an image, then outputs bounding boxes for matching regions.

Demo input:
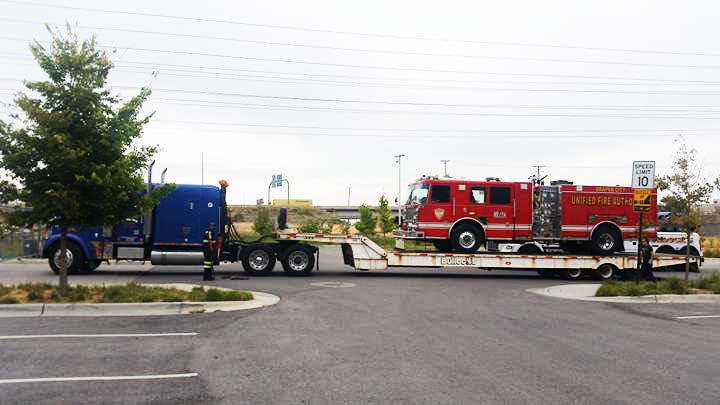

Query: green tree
[355,204,377,236]
[0,27,170,295]
[656,137,720,281]
[377,195,395,236]
[253,206,273,236]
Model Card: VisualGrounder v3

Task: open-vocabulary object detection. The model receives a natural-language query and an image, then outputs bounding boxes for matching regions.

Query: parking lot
[1,248,719,403]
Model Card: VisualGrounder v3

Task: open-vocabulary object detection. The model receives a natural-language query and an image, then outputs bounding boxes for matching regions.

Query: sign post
[267,174,290,207]
[631,161,655,283]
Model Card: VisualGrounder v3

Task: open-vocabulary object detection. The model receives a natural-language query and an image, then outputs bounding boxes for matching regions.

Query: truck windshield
[406,183,429,205]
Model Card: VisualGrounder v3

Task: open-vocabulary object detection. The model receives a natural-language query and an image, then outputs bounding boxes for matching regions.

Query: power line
[5,35,720,72]
[5,17,720,68]
[3,0,720,58]
[6,51,720,86]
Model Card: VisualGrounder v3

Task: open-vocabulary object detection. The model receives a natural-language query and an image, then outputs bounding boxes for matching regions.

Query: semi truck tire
[590,226,621,255]
[280,244,315,276]
[48,241,84,275]
[450,223,483,253]
[241,244,276,276]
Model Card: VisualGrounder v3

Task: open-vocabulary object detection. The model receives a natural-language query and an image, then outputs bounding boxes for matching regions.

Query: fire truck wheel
[655,245,676,254]
[48,241,84,275]
[431,240,452,252]
[518,243,542,254]
[678,246,700,257]
[561,268,583,280]
[450,223,483,253]
[280,244,315,276]
[593,264,615,281]
[241,244,276,275]
[590,226,621,255]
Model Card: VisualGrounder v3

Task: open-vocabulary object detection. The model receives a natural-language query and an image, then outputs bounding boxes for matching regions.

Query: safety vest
[203,230,214,245]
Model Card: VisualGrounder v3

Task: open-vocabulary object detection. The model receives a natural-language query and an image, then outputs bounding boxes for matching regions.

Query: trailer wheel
[536,269,556,278]
[241,244,276,275]
[590,226,621,255]
[48,241,84,275]
[450,223,483,253]
[281,244,315,276]
[561,268,583,280]
[593,264,615,281]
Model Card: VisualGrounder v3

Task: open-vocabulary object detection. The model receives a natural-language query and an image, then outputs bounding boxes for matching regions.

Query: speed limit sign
[632,161,655,189]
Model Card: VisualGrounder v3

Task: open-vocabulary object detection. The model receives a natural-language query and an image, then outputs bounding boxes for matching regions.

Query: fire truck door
[428,183,453,228]
[487,186,514,239]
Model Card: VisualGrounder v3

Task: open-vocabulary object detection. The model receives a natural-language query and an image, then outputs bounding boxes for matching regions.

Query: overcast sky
[1,0,719,205]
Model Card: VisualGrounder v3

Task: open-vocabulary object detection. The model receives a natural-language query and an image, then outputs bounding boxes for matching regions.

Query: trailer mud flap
[341,243,354,266]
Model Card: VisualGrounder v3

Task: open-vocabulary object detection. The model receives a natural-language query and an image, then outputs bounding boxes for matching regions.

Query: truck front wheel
[450,223,484,253]
[48,242,84,275]
[241,244,276,276]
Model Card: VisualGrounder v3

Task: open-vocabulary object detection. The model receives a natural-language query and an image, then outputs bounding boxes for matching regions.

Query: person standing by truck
[640,237,656,282]
[203,222,217,281]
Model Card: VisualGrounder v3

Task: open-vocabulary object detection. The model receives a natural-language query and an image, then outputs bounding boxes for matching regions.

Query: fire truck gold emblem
[434,208,445,220]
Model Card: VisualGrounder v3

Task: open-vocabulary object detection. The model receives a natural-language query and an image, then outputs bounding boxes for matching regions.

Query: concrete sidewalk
[528,283,720,304]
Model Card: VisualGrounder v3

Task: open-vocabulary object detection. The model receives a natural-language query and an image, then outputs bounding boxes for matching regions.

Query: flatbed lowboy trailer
[271,231,702,280]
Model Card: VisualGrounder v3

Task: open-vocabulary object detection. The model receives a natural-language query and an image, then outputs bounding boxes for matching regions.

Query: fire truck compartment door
[487,186,515,239]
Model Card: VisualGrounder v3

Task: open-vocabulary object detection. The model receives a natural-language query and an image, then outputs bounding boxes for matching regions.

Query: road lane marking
[0,333,197,340]
[676,315,720,320]
[0,373,198,384]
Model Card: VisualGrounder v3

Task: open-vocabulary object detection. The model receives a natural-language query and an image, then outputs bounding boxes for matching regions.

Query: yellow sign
[272,199,313,206]
[633,188,651,212]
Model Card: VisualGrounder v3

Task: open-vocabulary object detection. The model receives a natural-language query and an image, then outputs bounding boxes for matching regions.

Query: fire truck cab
[398,176,657,255]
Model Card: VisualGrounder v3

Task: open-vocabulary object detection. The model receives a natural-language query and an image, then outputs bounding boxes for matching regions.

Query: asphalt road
[0,248,719,404]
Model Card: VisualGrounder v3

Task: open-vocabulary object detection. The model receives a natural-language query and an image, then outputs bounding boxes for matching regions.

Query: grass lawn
[0,282,253,304]
[596,274,720,297]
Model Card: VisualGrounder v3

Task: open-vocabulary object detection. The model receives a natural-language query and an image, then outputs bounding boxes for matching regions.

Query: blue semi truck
[41,177,318,276]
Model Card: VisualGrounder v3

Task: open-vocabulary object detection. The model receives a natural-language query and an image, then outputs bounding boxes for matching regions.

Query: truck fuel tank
[150,251,204,265]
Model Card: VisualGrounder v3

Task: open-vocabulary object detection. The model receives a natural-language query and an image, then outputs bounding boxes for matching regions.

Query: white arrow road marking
[0,333,197,340]
[0,373,198,384]
[676,315,720,320]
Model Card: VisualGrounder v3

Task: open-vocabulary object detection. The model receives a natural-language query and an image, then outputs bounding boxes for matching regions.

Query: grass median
[596,274,720,297]
[0,282,253,304]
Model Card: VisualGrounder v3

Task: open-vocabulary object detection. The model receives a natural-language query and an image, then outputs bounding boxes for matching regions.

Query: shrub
[355,205,377,236]
[0,296,19,304]
[0,284,10,296]
[298,218,320,233]
[253,206,274,236]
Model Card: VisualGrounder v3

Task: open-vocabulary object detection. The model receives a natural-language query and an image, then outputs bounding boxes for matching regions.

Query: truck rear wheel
[48,242,84,275]
[591,226,621,255]
[241,244,276,275]
[450,223,483,253]
[280,244,315,276]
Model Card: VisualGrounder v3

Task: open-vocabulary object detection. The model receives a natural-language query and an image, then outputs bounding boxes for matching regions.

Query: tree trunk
[684,231,691,283]
[59,227,69,296]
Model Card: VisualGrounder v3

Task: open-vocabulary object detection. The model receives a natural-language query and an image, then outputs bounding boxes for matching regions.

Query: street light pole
[394,154,405,226]
[347,186,352,206]
[441,159,450,177]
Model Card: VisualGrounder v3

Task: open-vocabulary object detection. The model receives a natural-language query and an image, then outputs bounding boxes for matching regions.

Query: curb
[527,284,720,304]
[0,288,280,318]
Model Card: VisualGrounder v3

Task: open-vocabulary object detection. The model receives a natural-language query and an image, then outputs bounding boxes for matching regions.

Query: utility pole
[441,159,450,178]
[531,164,546,184]
[347,186,352,206]
[394,154,405,225]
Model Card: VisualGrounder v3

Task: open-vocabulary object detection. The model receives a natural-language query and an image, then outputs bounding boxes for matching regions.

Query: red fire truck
[397,177,657,254]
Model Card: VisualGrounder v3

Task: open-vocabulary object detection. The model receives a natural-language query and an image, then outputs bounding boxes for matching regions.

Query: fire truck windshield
[406,183,429,205]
